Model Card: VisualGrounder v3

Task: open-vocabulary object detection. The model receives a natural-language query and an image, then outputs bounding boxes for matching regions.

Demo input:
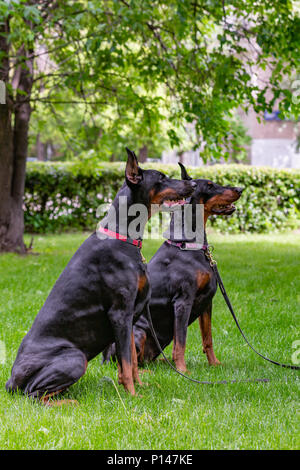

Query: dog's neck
[100,183,148,240]
[165,200,208,245]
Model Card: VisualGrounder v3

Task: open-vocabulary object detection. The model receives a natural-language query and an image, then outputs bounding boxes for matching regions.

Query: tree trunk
[0,21,33,253]
[0,18,16,252]
[138,145,148,163]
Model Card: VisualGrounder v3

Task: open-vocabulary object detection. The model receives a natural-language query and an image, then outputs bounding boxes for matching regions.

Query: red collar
[98,226,142,249]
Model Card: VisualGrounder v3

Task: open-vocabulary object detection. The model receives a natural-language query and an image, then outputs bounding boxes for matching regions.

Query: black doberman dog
[103,164,243,373]
[6,150,195,404]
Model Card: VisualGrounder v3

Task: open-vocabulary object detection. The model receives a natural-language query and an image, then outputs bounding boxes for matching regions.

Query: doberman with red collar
[6,150,195,404]
[103,164,243,373]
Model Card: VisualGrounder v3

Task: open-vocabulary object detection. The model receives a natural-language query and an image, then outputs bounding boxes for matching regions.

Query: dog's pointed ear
[125,147,143,186]
[178,162,192,181]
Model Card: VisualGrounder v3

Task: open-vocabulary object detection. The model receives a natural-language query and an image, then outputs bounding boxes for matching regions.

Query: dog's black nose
[234,187,244,195]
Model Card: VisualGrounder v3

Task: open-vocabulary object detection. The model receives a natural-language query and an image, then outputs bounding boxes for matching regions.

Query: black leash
[146,304,268,385]
[145,246,299,386]
[205,247,300,371]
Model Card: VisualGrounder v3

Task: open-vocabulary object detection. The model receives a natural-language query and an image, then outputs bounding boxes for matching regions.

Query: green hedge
[24,161,300,233]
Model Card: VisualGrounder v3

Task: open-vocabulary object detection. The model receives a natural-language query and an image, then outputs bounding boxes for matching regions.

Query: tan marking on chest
[137,273,148,291]
[196,270,211,289]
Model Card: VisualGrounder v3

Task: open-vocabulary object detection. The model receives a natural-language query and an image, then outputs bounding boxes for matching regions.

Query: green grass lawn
[0,231,299,450]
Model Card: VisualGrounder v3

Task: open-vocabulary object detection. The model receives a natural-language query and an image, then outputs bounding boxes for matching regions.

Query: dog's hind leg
[24,348,88,405]
[199,302,221,366]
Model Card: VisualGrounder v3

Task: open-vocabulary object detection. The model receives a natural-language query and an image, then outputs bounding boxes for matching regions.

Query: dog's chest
[190,269,217,313]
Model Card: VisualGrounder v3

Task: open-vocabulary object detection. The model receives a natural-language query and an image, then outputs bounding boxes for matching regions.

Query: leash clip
[140,252,147,264]
[205,245,217,267]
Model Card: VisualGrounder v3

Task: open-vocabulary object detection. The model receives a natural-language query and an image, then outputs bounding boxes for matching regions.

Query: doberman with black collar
[103,164,243,373]
[6,150,195,404]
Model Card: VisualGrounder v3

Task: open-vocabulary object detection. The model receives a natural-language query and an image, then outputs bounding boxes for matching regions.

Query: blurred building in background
[162,29,300,170]
[241,108,299,168]
[162,111,299,168]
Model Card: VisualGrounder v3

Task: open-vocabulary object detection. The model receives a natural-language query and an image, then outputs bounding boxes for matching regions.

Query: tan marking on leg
[118,358,136,395]
[137,332,147,364]
[43,399,79,407]
[117,362,123,385]
[40,390,79,407]
[199,313,221,366]
[172,335,176,362]
[131,332,142,385]
[172,337,187,373]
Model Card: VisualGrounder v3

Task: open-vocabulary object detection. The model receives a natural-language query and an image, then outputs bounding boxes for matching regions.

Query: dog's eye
[207,182,214,187]
[160,174,166,181]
